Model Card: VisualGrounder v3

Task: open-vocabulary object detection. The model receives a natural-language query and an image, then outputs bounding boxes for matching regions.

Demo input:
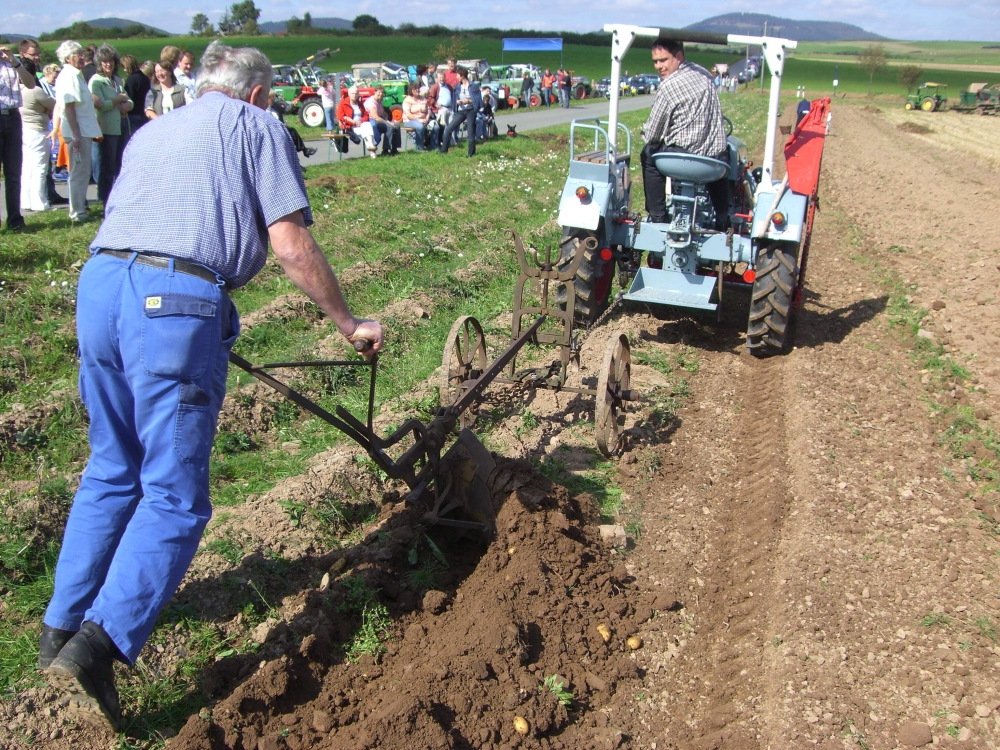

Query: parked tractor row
[271,48,604,126]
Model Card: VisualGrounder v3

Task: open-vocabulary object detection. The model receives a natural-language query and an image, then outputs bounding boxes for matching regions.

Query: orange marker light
[772,211,786,228]
[575,186,590,201]
[600,247,613,261]
[743,269,757,283]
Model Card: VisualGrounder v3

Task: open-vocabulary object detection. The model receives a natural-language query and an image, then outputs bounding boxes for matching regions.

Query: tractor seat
[652,152,730,183]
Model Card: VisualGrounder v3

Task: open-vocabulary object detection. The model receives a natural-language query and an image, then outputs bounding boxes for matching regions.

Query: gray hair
[195,40,272,100]
[55,40,83,65]
[347,86,358,96]
[95,44,119,66]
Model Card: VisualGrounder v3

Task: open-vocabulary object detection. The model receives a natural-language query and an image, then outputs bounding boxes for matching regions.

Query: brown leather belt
[96,249,228,290]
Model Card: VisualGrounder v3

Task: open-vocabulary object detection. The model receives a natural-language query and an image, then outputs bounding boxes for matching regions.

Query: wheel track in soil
[621,322,794,748]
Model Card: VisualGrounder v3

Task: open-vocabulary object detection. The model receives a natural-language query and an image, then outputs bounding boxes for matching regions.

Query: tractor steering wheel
[723,115,733,137]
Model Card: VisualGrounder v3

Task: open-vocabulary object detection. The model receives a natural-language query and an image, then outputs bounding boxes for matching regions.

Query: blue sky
[2,0,998,41]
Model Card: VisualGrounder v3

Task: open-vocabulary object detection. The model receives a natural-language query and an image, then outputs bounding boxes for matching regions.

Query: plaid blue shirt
[91,91,312,289]
[641,62,727,158]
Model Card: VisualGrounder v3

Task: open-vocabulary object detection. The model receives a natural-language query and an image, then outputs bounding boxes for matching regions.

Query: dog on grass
[507,124,518,138]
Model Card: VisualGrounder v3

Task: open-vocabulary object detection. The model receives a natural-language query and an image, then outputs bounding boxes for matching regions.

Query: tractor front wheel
[746,243,799,356]
[904,101,914,110]
[556,228,615,328]
[299,100,325,128]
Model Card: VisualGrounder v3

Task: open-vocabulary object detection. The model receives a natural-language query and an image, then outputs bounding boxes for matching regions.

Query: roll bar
[603,24,797,190]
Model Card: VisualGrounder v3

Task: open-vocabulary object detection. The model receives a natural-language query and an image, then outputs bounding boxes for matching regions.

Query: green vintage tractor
[351,61,408,119]
[905,82,948,112]
[271,47,339,127]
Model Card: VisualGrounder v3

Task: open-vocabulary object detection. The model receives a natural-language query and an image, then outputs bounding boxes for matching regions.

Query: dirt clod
[897,720,933,746]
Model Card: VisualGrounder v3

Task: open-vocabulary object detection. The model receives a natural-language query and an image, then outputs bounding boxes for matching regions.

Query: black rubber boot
[38,625,77,670]
[45,621,122,731]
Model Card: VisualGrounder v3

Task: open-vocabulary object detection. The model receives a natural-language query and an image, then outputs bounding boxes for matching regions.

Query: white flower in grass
[418,253,425,258]
[61,281,68,287]
[323,203,329,209]
[457,253,463,258]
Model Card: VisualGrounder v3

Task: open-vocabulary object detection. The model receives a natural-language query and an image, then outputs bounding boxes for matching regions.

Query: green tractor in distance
[351,61,409,119]
[905,82,948,112]
[271,47,339,127]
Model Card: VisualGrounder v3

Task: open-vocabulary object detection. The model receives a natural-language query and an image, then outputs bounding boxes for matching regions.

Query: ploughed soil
[5,103,1000,750]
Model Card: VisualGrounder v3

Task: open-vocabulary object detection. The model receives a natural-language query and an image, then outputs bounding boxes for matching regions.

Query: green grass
[920,611,951,628]
[27,32,997,113]
[795,40,1000,67]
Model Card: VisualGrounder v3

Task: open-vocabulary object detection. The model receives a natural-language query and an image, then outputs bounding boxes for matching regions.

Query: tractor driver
[640,38,729,228]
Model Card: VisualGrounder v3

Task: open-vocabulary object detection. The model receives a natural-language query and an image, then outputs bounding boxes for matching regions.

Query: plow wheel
[746,243,799,356]
[440,316,487,427]
[556,228,614,327]
[595,333,631,457]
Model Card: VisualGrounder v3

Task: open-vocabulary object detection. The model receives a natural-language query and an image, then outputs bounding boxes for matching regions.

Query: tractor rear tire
[556,229,613,328]
[921,97,936,112]
[746,242,799,356]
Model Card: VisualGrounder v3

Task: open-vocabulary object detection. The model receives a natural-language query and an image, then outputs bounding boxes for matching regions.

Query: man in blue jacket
[439,66,481,157]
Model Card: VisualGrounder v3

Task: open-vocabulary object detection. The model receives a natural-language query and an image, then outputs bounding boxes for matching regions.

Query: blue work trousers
[44,252,238,663]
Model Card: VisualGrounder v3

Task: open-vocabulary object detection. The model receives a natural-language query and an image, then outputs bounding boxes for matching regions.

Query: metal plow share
[228,230,637,541]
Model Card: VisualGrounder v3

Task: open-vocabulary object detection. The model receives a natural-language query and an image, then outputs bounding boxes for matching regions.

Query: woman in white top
[54,40,102,222]
[144,61,192,119]
[20,72,55,211]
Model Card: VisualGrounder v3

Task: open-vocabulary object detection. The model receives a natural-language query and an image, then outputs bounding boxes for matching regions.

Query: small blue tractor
[555,25,828,355]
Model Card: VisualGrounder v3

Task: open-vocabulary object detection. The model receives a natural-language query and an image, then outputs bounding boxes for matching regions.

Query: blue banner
[502,38,563,52]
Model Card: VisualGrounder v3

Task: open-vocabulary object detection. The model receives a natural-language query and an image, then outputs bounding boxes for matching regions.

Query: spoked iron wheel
[441,316,487,428]
[595,333,631,457]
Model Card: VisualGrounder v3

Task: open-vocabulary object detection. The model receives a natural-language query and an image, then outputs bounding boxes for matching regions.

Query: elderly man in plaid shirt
[640,38,728,227]
[39,41,383,731]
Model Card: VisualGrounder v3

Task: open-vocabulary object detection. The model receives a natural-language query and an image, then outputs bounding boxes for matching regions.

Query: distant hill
[81,17,171,36]
[686,13,885,42]
[259,17,353,34]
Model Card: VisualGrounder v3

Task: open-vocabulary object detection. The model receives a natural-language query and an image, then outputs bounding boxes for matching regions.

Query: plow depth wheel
[440,316,488,410]
[595,333,631,457]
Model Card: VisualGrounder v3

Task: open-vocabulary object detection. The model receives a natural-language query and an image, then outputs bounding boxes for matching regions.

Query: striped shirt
[0,61,22,109]
[641,61,727,158]
[91,92,312,289]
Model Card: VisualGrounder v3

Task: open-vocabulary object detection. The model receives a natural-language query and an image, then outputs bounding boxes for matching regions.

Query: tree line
[188,5,619,47]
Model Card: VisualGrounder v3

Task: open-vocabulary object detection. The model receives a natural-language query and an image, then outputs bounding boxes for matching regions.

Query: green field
[795,40,1000,66]
[36,33,996,104]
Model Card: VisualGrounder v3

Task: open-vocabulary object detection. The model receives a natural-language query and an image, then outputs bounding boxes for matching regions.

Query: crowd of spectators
[0,46,556,230]
[0,41,217,227]
[329,59,497,159]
